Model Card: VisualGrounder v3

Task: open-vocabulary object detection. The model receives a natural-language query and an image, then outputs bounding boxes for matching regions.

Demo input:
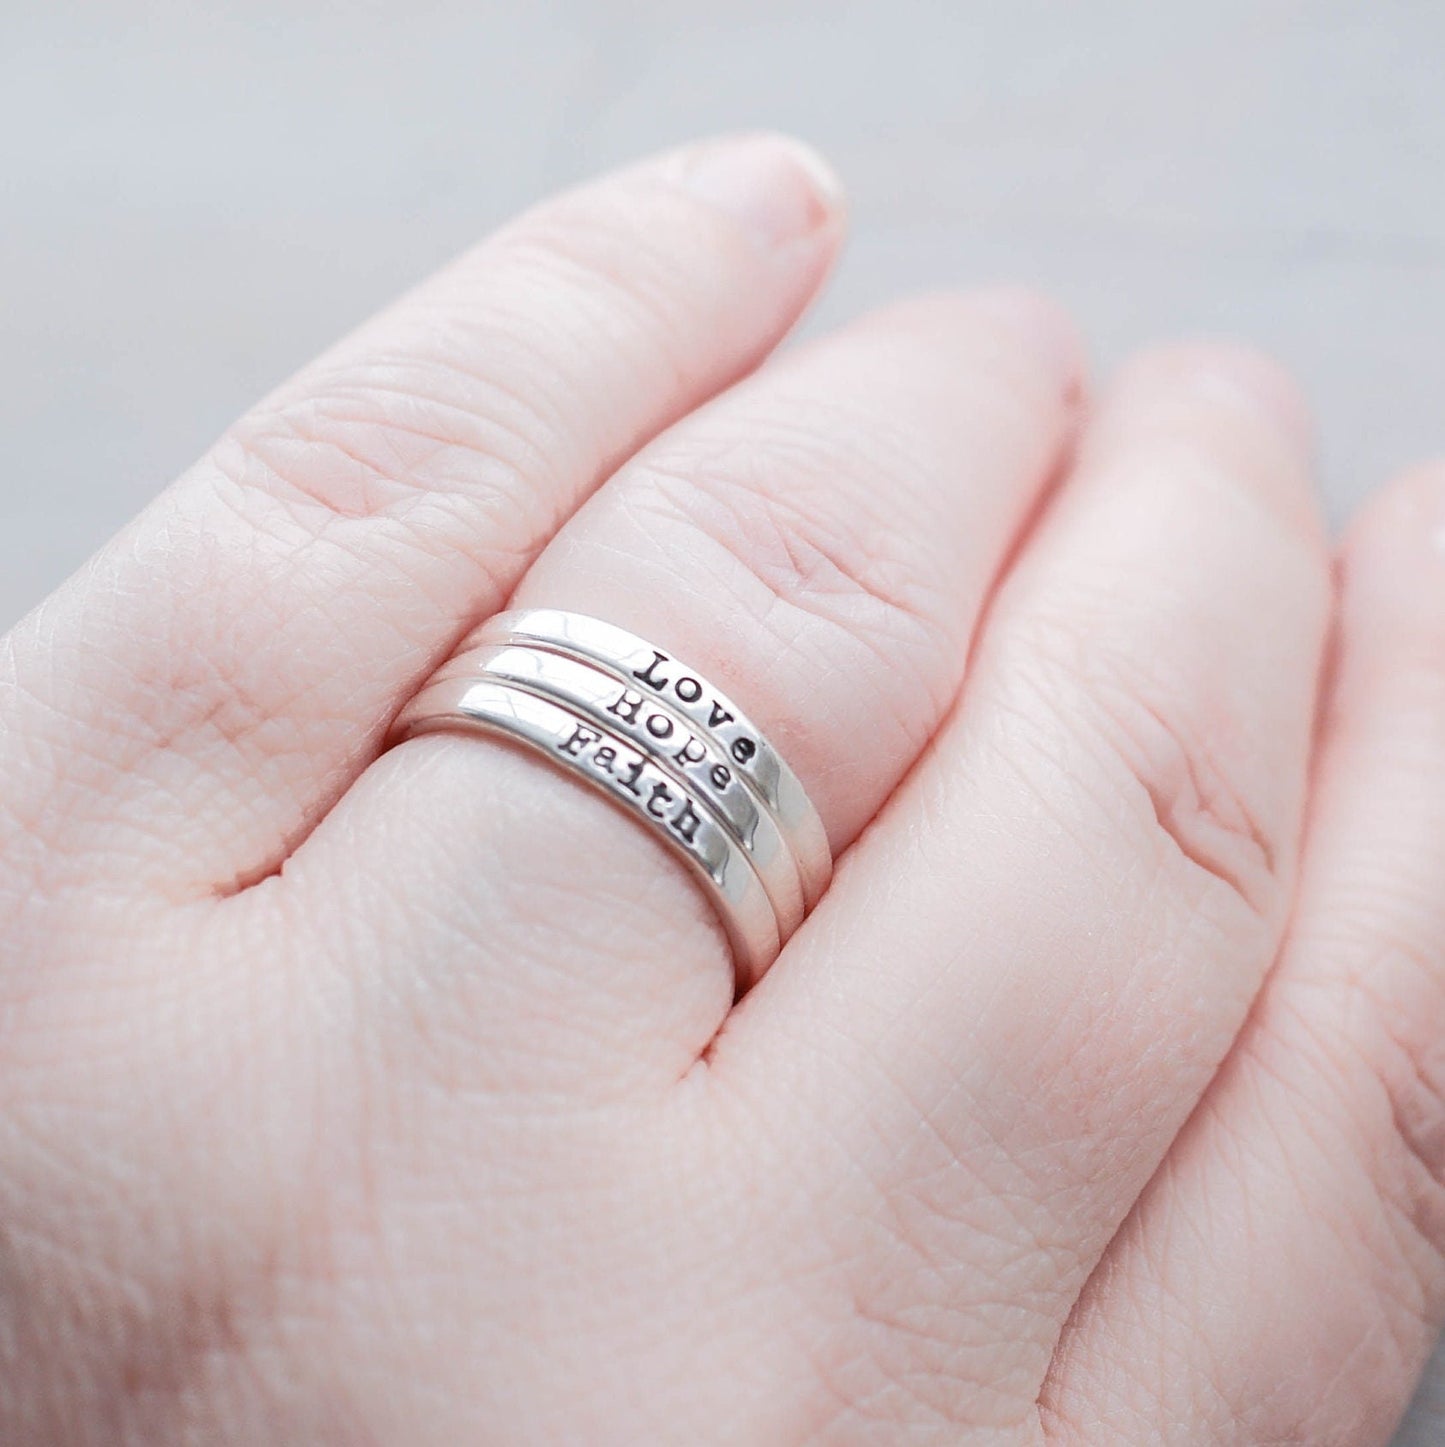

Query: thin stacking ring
[476,610,831,908]
[458,643,807,936]
[388,610,833,988]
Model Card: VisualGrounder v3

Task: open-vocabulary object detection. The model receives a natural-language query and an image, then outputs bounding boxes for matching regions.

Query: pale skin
[4,132,1445,1445]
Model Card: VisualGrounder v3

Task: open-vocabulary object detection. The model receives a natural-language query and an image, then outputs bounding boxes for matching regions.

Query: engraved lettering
[618,756,646,795]
[710,763,732,791]
[674,675,702,703]
[646,781,673,818]
[559,723,601,758]
[673,735,707,771]
[634,650,670,691]
[707,700,735,729]
[592,745,618,774]
[607,689,645,725]
[672,795,702,845]
[731,736,757,764]
[645,712,674,740]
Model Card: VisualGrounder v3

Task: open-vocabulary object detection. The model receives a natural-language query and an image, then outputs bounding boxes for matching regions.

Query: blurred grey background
[5,1,1445,1438]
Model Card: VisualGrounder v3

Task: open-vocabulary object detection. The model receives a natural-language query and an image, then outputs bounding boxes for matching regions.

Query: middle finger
[732,345,1331,1414]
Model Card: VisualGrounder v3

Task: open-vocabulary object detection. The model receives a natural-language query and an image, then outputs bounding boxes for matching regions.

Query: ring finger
[280,288,1084,1088]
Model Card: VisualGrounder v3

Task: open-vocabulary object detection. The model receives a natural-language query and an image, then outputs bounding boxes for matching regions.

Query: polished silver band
[473,609,831,907]
[457,643,806,936]
[389,610,832,987]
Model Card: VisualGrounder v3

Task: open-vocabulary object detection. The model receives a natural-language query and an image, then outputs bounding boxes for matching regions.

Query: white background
[5,3,1445,1437]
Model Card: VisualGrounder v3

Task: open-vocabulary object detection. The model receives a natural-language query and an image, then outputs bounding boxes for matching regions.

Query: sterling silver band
[470,609,832,907]
[390,610,832,987]
[453,642,806,936]
[391,677,782,984]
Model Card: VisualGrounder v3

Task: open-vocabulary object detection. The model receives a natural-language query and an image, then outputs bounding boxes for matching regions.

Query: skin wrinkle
[208,426,533,612]
[56,618,336,897]
[619,468,957,751]
[1378,1040,1445,1262]
[690,442,953,619]
[654,389,932,533]
[298,364,559,468]
[1043,1128,1243,1434]
[663,457,933,627]
[957,685,1256,1106]
[995,599,1285,923]
[1096,684,1277,907]
[226,344,571,531]
[1042,1158,1224,1438]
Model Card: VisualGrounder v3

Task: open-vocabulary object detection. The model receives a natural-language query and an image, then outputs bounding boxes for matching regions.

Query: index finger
[0,134,843,901]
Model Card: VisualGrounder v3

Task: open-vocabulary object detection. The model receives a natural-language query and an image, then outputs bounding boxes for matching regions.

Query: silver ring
[473,609,832,907]
[452,642,806,936]
[388,611,832,987]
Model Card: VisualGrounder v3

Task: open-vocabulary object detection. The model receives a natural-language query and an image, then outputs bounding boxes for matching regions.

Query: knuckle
[207,167,778,547]
[212,345,562,572]
[995,607,1284,925]
[624,440,956,714]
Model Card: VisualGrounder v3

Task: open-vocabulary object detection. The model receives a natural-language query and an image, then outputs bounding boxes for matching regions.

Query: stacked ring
[388,610,833,989]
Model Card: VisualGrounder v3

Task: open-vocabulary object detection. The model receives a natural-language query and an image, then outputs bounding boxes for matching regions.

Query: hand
[4,134,1442,1445]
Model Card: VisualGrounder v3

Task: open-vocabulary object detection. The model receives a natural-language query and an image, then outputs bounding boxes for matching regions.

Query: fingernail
[676,134,844,248]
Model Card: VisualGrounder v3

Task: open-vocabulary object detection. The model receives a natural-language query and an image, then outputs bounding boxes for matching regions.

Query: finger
[282,289,1084,1090]
[0,134,842,897]
[724,345,1329,1420]
[1042,464,1445,1445]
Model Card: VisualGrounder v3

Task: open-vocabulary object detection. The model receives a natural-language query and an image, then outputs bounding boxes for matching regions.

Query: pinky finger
[1041,464,1445,1446]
